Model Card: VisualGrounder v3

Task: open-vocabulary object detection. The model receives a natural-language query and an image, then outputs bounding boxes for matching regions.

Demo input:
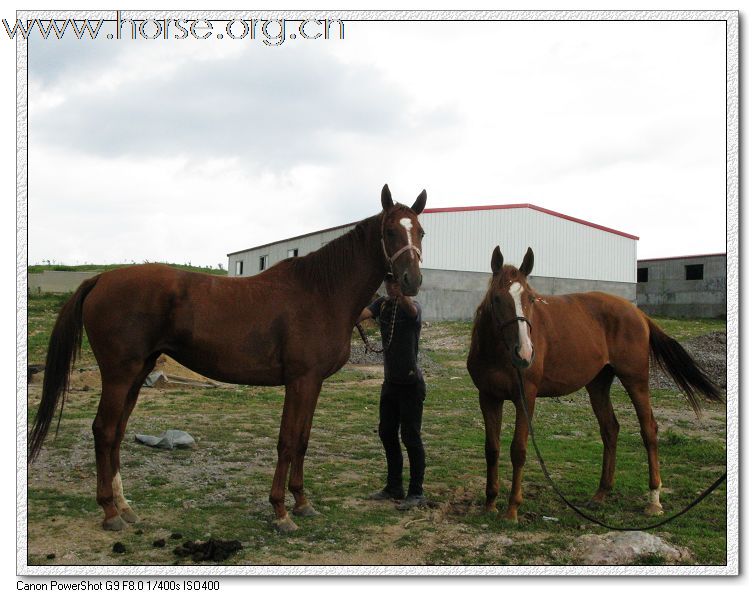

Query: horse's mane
[286,214,380,293]
[474,270,501,323]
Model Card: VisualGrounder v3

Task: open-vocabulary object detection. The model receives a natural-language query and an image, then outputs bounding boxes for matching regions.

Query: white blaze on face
[509,282,534,363]
[399,217,415,260]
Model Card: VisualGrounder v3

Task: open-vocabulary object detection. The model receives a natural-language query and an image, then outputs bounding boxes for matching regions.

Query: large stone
[572,531,692,565]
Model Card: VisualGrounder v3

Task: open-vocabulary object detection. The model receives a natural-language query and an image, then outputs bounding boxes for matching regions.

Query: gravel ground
[649,331,727,390]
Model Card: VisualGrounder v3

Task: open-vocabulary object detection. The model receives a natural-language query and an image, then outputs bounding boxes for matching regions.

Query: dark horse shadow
[29,184,428,533]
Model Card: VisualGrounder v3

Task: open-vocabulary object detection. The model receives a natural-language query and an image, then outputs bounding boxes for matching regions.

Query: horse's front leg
[505,389,536,522]
[289,379,322,518]
[479,392,503,513]
[269,375,322,532]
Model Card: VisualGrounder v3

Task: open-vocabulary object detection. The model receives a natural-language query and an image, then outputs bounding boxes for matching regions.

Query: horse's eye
[420,230,426,238]
[386,229,396,238]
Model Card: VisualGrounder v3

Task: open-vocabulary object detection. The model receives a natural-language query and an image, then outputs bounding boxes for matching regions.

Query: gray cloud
[30,40,461,169]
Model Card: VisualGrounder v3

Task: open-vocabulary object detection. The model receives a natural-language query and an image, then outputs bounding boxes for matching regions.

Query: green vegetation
[25,293,728,566]
[28,262,227,275]
[651,317,726,341]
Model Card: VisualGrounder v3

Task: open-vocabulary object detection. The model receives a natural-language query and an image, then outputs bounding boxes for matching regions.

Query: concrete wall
[418,268,636,321]
[636,254,725,319]
[28,271,100,294]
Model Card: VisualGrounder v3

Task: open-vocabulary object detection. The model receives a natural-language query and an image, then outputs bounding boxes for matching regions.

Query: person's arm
[357,297,384,324]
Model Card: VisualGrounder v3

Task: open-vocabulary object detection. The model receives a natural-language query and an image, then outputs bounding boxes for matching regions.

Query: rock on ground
[571,531,692,565]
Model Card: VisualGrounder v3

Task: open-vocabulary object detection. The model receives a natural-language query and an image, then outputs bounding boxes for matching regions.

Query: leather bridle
[380,210,422,278]
[491,302,535,368]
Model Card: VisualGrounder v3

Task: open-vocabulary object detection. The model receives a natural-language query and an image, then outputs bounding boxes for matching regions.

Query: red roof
[423,204,639,240]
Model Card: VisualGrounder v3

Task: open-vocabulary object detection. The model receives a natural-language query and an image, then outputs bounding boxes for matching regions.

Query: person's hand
[386,278,418,317]
[385,279,402,299]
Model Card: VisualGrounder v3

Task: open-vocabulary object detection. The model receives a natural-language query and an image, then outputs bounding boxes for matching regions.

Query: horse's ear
[381,184,394,212]
[411,189,427,215]
[491,246,503,274]
[519,247,534,277]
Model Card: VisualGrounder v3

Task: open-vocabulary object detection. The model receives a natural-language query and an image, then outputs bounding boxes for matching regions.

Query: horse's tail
[644,314,723,417]
[28,275,99,462]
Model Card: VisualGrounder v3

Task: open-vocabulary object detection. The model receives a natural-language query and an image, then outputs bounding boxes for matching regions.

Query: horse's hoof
[645,503,664,516]
[502,512,519,523]
[272,514,299,533]
[293,503,319,517]
[102,515,127,531]
[119,507,139,524]
[484,505,498,514]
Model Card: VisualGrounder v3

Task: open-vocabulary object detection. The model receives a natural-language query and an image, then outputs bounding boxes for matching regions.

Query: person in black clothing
[358,278,427,510]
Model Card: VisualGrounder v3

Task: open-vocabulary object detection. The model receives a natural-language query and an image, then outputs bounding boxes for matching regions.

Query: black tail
[28,276,99,462]
[645,315,723,417]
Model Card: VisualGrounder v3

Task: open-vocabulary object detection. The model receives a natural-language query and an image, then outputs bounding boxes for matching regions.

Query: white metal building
[227,204,639,320]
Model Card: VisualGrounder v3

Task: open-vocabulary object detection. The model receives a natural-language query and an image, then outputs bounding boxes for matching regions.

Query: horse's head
[488,246,536,368]
[380,184,426,297]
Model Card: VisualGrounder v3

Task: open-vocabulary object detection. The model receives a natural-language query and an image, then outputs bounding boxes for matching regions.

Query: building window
[259,255,268,271]
[235,260,244,276]
[685,264,704,280]
[637,267,648,283]
[287,248,299,258]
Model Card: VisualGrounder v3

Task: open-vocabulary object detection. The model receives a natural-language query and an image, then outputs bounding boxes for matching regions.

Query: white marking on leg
[649,489,661,507]
[509,282,534,363]
[648,481,663,510]
[399,217,415,260]
[112,472,130,511]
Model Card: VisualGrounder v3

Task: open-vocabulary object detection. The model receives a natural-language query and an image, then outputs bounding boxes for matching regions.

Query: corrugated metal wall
[228,207,636,283]
[419,209,636,282]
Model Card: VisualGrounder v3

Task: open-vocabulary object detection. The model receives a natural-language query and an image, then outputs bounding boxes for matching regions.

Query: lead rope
[356,299,399,355]
[512,366,727,531]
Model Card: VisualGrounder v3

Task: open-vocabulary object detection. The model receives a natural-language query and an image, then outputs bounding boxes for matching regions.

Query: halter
[491,306,535,369]
[380,210,422,278]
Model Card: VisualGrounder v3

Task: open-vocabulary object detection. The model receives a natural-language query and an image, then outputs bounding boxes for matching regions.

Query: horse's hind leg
[586,366,619,504]
[619,373,663,516]
[111,356,158,524]
[93,377,134,530]
[479,392,503,513]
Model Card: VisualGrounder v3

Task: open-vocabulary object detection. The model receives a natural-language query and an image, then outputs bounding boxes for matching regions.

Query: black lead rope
[512,366,727,531]
[356,299,399,355]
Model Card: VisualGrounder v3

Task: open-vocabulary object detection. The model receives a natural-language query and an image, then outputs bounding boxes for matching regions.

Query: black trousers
[378,380,426,496]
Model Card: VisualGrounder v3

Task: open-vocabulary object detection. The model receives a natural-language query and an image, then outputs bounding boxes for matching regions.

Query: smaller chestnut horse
[467,247,722,522]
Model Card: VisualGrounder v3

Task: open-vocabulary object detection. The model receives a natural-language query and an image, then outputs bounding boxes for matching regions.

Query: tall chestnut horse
[29,184,427,533]
[467,247,722,522]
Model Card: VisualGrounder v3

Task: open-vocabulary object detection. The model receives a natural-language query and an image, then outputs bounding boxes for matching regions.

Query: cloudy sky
[27,17,727,267]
